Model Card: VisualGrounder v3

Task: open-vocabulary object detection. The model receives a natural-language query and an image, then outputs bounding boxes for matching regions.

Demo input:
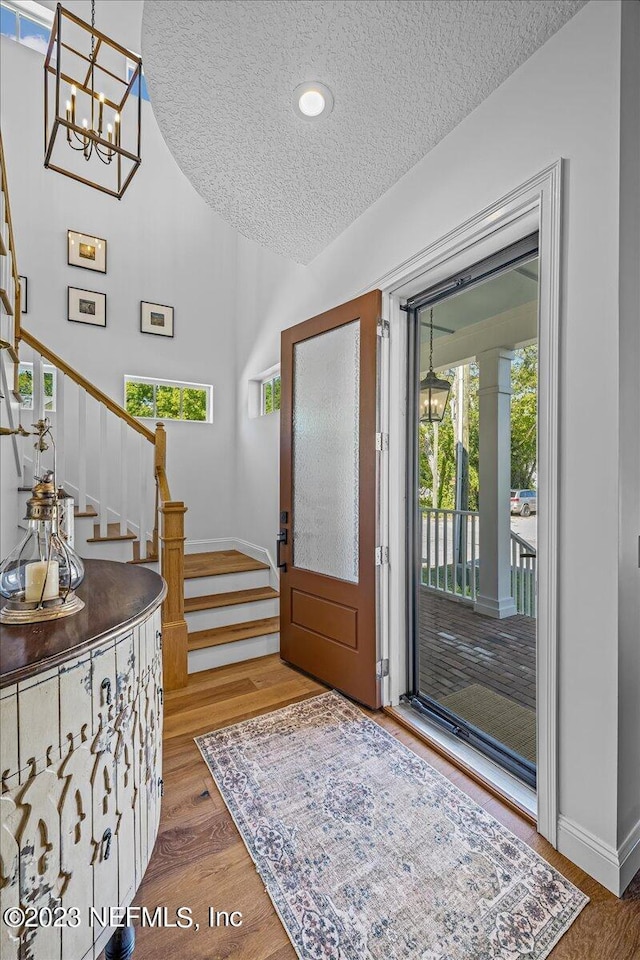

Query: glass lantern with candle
[0,471,85,624]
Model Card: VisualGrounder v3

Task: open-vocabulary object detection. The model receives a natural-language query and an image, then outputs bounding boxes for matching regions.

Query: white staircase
[1,131,280,684]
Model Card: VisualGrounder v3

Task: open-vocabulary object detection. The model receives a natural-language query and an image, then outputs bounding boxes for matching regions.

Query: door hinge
[375,432,389,451]
[377,318,390,338]
[376,658,389,679]
[375,546,389,565]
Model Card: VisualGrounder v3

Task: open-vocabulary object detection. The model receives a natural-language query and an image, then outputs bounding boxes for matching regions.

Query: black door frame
[404,234,539,789]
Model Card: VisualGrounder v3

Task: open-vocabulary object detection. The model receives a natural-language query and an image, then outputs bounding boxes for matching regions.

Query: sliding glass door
[407,235,539,787]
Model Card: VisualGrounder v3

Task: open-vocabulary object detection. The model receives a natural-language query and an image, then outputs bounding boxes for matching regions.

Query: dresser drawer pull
[158,687,163,705]
[158,777,164,798]
[101,677,112,705]
[102,828,113,860]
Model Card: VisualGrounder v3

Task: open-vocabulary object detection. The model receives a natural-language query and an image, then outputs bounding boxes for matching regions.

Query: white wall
[233,0,638,889]
[0,2,239,542]
[617,0,640,861]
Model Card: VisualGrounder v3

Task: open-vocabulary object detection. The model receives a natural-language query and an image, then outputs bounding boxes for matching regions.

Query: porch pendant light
[44,1,143,198]
[419,308,451,423]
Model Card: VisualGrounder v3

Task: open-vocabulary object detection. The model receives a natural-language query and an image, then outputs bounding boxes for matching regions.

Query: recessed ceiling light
[293,81,334,120]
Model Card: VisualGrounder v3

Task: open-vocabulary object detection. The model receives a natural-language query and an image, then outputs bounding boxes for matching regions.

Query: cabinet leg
[104,925,136,960]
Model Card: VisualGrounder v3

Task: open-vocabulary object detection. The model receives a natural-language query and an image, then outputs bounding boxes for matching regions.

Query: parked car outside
[510,489,537,516]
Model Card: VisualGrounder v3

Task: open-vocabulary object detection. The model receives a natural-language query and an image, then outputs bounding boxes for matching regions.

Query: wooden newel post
[155,421,167,472]
[160,499,188,690]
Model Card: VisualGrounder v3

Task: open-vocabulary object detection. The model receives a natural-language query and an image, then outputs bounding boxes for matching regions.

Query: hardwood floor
[129,655,639,960]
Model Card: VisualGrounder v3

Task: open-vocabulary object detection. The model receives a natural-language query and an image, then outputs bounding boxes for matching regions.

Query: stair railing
[18,328,188,689]
[0,131,21,357]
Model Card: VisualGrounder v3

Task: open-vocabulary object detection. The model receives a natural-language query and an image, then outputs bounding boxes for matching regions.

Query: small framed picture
[19,275,28,313]
[140,301,174,338]
[68,286,107,327]
[67,229,107,273]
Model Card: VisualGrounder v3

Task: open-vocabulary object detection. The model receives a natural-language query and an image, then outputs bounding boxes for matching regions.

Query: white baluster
[56,372,65,487]
[99,405,108,538]
[138,436,146,561]
[33,354,44,424]
[77,390,87,512]
[471,514,477,600]
[120,420,128,536]
[435,510,440,591]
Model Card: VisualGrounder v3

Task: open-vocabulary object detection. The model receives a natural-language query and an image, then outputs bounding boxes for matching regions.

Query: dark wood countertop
[0,559,166,688]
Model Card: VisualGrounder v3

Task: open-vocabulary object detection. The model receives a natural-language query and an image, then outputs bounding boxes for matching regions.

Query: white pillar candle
[25,560,59,602]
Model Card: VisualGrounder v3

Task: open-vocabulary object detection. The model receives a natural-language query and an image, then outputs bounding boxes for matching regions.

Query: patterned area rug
[196,691,588,960]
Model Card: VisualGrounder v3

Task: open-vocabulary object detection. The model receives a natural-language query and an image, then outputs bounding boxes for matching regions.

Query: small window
[126,60,151,102]
[18,362,56,411]
[1,1,53,54]
[124,376,212,423]
[261,374,281,415]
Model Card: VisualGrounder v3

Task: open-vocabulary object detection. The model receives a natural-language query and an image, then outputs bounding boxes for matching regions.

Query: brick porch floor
[417,589,536,711]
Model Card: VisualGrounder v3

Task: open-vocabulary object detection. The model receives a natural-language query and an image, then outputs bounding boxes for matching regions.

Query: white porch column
[475,347,516,619]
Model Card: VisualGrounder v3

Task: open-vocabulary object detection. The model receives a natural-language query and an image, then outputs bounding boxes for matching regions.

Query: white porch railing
[510,530,537,618]
[421,508,479,601]
[421,508,537,617]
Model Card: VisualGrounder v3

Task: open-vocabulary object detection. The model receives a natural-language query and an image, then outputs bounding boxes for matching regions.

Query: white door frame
[371,160,563,847]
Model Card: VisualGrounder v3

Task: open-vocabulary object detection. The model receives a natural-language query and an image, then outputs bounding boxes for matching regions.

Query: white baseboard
[557,814,640,896]
[618,819,640,894]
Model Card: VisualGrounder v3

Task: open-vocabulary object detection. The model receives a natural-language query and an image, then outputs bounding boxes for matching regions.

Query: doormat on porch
[196,691,587,960]
[439,684,537,765]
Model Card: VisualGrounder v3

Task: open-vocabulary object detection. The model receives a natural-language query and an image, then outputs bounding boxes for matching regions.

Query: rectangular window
[1,1,53,54]
[18,362,56,411]
[261,374,281,415]
[124,376,212,423]
[126,60,151,101]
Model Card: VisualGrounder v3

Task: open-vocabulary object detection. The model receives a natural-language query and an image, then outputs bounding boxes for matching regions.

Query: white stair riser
[78,539,136,563]
[183,568,270,598]
[188,633,280,673]
[185,598,279,632]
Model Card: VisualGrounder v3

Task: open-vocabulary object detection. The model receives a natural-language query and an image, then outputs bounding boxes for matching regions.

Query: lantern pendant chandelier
[44,1,143,198]
[419,308,452,423]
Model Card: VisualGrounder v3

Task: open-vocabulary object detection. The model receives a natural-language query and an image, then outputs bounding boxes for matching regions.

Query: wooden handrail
[19,327,155,443]
[0,130,22,343]
[156,465,171,504]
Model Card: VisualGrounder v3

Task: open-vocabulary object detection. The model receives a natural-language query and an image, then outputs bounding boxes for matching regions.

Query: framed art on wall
[68,286,107,327]
[67,230,107,273]
[19,275,27,313]
[140,301,174,338]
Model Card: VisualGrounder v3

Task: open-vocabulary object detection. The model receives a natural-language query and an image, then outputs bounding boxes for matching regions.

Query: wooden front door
[279,290,381,709]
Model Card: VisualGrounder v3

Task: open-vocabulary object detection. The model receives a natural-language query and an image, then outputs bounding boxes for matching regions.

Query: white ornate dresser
[0,559,165,960]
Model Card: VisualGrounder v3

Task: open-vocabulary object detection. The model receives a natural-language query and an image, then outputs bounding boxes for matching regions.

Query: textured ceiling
[142,0,586,264]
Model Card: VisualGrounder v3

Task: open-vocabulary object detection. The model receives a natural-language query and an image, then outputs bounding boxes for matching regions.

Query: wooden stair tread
[189,616,280,650]
[87,522,137,542]
[74,505,97,517]
[185,586,279,613]
[184,550,269,579]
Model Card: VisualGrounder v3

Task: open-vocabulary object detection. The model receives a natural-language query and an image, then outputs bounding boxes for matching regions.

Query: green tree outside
[420,346,537,510]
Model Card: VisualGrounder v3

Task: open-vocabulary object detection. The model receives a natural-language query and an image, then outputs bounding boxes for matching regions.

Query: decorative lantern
[0,422,85,624]
[44,2,143,198]
[419,308,451,423]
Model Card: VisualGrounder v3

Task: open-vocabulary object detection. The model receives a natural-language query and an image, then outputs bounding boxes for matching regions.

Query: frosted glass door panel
[292,321,360,582]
